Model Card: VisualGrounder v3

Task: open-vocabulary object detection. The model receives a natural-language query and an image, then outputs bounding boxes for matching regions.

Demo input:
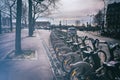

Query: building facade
[106,2,120,38]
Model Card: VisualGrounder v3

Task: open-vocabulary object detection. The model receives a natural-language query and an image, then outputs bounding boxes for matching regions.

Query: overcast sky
[42,0,118,25]
[50,0,104,19]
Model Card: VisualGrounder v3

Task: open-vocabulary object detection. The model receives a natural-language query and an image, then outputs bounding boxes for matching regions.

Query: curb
[0,49,14,60]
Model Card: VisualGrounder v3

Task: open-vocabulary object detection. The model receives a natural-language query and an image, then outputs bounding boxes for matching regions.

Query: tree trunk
[15,0,22,54]
[28,0,33,36]
[10,7,13,32]
[32,17,35,31]
[0,10,1,34]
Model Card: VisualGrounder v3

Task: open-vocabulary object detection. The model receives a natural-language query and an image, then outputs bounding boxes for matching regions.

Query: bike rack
[42,38,67,80]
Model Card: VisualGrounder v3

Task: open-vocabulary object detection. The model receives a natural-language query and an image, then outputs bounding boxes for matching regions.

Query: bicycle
[101,42,120,80]
[61,37,93,73]
[55,36,90,63]
[68,39,107,80]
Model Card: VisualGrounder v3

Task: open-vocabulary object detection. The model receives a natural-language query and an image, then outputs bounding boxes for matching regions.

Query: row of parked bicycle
[50,29,120,80]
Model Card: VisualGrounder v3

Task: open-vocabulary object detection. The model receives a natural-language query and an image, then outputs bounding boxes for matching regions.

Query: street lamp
[102,0,106,32]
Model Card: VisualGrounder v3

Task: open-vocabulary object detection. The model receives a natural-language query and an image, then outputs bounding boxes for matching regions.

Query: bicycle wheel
[62,51,83,73]
[84,46,92,51]
[54,43,65,53]
[89,50,107,71]
[56,50,66,62]
[104,66,120,80]
[97,50,107,65]
[56,47,72,62]
[69,62,93,80]
[62,56,73,73]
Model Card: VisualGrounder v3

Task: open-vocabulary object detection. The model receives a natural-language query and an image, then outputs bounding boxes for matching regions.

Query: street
[77,31,120,44]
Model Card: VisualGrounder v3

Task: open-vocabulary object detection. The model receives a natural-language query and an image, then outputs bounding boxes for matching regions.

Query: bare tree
[28,0,59,36]
[14,0,59,54]
[0,0,7,12]
[15,0,22,54]
[28,0,33,36]
[5,0,27,54]
[0,0,7,34]
[21,2,27,28]
[5,0,16,32]
[33,0,58,18]
[93,10,104,27]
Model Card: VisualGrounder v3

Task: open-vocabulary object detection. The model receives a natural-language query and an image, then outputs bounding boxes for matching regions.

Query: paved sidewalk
[0,29,54,80]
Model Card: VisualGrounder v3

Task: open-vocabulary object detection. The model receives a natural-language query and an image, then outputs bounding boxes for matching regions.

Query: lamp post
[102,0,106,32]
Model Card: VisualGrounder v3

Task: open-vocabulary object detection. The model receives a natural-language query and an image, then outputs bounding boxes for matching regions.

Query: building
[106,2,120,38]
[2,17,10,27]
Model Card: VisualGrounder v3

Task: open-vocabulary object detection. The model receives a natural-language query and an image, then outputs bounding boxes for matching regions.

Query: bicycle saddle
[82,50,94,58]
[62,52,77,57]
[73,42,80,46]
[59,36,65,39]
[70,61,92,69]
[66,40,73,43]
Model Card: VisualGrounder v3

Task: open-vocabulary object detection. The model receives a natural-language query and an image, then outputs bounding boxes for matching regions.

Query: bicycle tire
[62,51,83,73]
[104,67,120,80]
[56,47,72,62]
[54,43,65,52]
[62,56,73,73]
[88,50,107,70]
[69,62,93,80]
[97,50,107,65]
[62,46,92,73]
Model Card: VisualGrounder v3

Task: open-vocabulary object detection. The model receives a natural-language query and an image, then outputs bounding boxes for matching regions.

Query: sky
[39,0,119,25]
[51,0,104,18]
[46,0,104,25]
